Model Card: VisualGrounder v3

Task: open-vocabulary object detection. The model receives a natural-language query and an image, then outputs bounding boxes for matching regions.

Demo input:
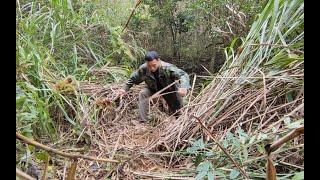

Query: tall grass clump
[16,0,144,140]
[148,0,303,178]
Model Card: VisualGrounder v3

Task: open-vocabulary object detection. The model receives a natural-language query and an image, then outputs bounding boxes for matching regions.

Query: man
[118,50,191,124]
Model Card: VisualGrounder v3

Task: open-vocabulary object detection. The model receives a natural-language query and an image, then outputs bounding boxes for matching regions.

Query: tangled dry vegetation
[16,0,304,179]
[49,58,303,179]
[18,66,304,179]
[57,80,182,179]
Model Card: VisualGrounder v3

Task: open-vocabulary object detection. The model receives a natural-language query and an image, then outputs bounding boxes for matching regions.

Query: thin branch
[192,115,249,179]
[122,0,142,33]
[16,168,36,180]
[278,161,304,170]
[265,126,304,154]
[16,132,119,163]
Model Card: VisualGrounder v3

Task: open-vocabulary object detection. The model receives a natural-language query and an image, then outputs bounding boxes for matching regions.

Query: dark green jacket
[123,61,191,93]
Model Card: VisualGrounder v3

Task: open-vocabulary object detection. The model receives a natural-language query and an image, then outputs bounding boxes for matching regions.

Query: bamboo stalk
[41,155,50,180]
[266,126,304,154]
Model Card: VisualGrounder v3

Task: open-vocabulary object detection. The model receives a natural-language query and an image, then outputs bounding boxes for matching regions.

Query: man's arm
[121,70,144,92]
[169,65,191,89]
[168,65,191,97]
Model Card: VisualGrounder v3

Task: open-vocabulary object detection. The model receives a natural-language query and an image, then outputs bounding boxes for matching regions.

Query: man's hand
[179,88,187,97]
[118,89,126,96]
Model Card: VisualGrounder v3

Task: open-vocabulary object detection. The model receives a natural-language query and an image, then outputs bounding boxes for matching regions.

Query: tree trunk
[170,25,177,58]
[210,38,217,72]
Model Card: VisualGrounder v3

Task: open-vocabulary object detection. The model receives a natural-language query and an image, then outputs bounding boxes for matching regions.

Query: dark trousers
[138,87,183,121]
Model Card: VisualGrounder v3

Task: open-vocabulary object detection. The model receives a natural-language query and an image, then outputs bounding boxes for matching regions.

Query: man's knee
[139,88,151,99]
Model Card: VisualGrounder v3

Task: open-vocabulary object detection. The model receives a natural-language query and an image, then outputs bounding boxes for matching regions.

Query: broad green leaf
[238,153,243,162]
[287,119,304,129]
[205,152,214,157]
[195,171,207,180]
[257,133,267,141]
[283,116,291,125]
[195,154,203,167]
[229,169,240,179]
[196,161,212,172]
[243,148,248,160]
[105,162,111,171]
[187,146,198,154]
[286,91,294,102]
[26,83,37,91]
[28,145,35,151]
[16,96,27,110]
[257,133,261,141]
[226,132,233,140]
[214,170,226,177]
[233,138,240,148]
[22,132,33,139]
[35,152,49,161]
[261,134,268,140]
[288,53,299,59]
[223,140,229,148]
[249,135,256,144]
[207,171,215,180]
[235,129,246,137]
[21,124,33,133]
[291,171,304,180]
[239,136,246,144]
[194,138,205,149]
[257,144,264,154]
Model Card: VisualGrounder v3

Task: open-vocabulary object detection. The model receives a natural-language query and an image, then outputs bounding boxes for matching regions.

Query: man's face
[146,59,160,72]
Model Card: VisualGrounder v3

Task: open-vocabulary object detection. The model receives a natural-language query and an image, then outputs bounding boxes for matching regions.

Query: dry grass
[17,1,304,178]
[42,80,188,179]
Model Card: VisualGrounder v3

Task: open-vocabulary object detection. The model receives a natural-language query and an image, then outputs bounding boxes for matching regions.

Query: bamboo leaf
[243,147,248,160]
[50,22,60,53]
[194,138,205,149]
[196,161,212,172]
[257,144,264,154]
[287,119,303,129]
[249,135,256,144]
[207,171,215,180]
[233,138,240,148]
[16,96,27,110]
[291,171,304,180]
[195,171,207,180]
[229,169,240,179]
[214,170,225,177]
[35,152,49,161]
[205,152,214,157]
[195,154,203,167]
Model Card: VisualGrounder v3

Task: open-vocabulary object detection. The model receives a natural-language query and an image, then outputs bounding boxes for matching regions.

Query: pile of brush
[142,0,304,178]
[74,80,180,179]
[46,1,304,179]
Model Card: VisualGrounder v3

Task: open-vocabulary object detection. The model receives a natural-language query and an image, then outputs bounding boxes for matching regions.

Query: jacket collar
[146,60,165,79]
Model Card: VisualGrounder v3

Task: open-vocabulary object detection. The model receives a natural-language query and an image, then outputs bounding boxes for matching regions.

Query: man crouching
[118,50,191,124]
